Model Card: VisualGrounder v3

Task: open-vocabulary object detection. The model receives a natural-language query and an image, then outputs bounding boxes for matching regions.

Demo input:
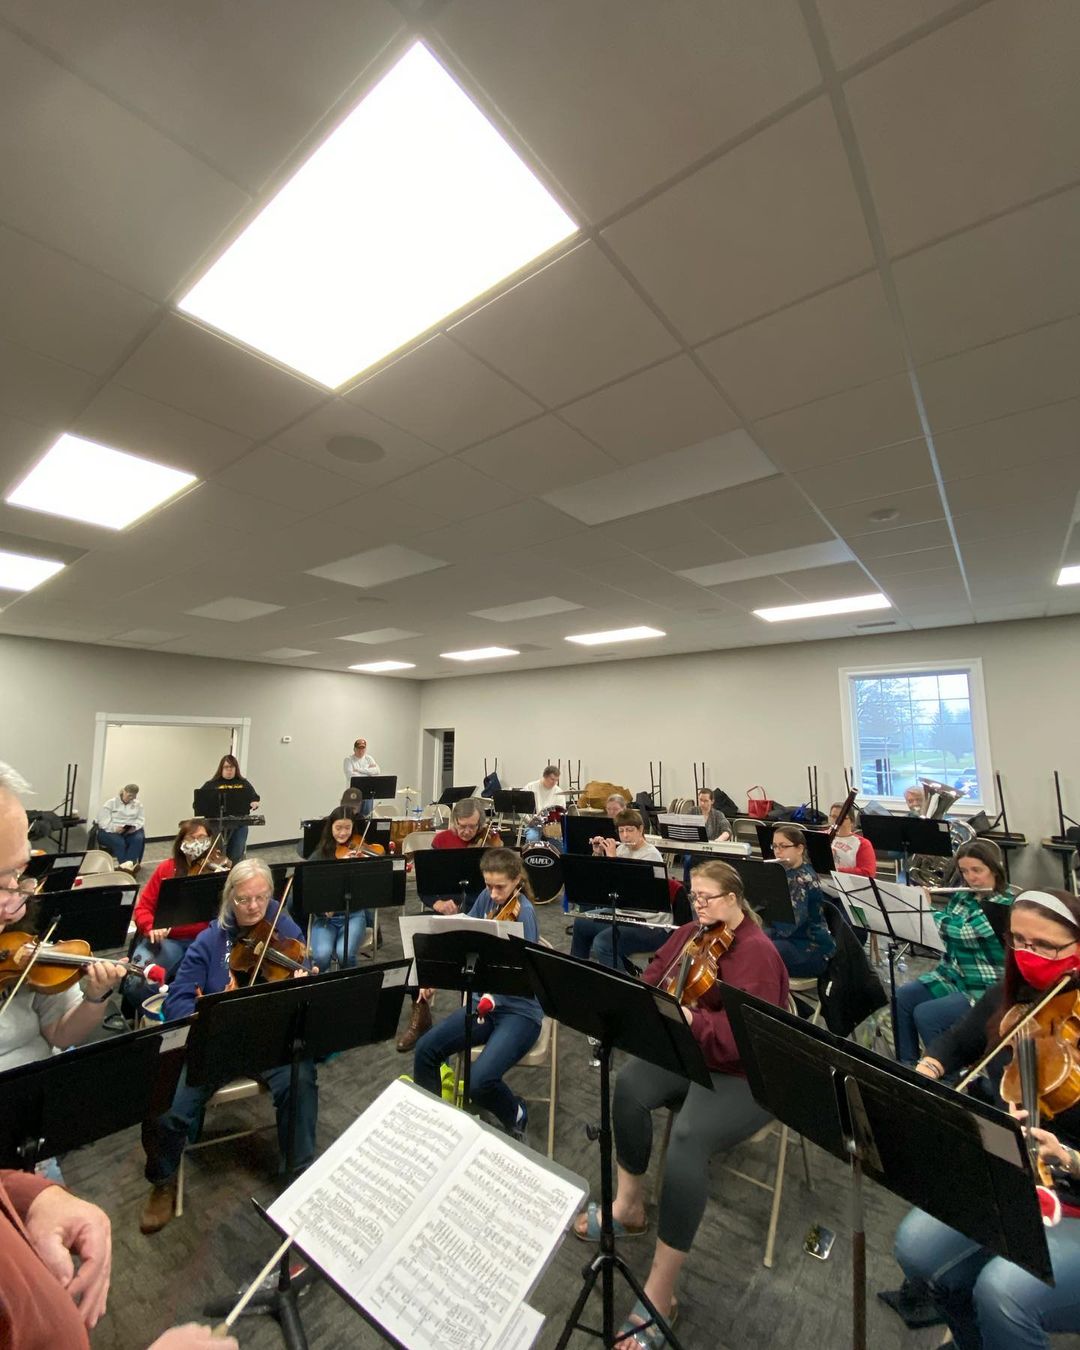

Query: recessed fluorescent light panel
[178,42,577,389]
[262,647,317,659]
[566,626,665,646]
[1057,565,1080,586]
[349,660,416,672]
[6,434,196,530]
[441,646,520,662]
[0,549,65,592]
[186,597,284,621]
[754,593,891,623]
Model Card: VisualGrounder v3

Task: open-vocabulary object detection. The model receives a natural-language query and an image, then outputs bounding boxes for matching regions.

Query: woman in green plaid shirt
[894,839,1012,1064]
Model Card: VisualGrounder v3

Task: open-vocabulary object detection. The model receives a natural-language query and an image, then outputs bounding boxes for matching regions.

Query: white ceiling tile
[259,647,319,660]
[383,458,523,523]
[933,400,1080,482]
[632,539,745,572]
[412,499,580,563]
[794,440,936,508]
[110,627,184,644]
[680,540,853,587]
[866,546,958,577]
[450,244,679,406]
[185,596,284,621]
[753,373,923,472]
[943,456,1079,515]
[702,576,806,611]
[816,0,969,69]
[0,28,248,298]
[952,499,1071,543]
[72,383,251,479]
[211,446,360,513]
[779,561,875,601]
[470,595,583,622]
[917,314,1080,431]
[347,335,541,452]
[721,516,837,556]
[697,272,906,419]
[114,314,325,439]
[895,188,1080,366]
[436,0,819,221]
[822,483,946,537]
[336,628,421,645]
[601,503,713,553]
[0,339,97,430]
[307,544,449,589]
[459,415,618,489]
[146,482,303,542]
[558,355,738,465]
[603,98,873,342]
[849,518,954,559]
[270,398,444,488]
[845,0,1080,254]
[0,0,404,191]
[687,474,817,532]
[542,430,774,525]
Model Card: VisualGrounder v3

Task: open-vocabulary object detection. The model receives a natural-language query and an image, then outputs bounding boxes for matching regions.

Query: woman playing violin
[573,860,788,1347]
[412,848,541,1142]
[139,859,318,1235]
[304,807,376,970]
[896,889,1080,1348]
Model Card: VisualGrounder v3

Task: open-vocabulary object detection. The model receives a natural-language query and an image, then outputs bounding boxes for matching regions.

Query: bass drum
[521,840,563,906]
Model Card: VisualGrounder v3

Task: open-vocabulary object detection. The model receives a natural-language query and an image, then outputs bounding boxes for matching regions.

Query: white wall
[0,635,421,843]
[100,723,235,835]
[419,616,1080,890]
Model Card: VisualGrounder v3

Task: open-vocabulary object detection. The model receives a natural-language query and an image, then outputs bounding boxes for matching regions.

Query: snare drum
[389,816,434,848]
[521,840,563,905]
[540,804,566,842]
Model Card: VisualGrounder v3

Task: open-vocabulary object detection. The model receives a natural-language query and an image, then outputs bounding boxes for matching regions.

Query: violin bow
[0,918,60,1021]
[247,874,294,985]
[955,973,1075,1092]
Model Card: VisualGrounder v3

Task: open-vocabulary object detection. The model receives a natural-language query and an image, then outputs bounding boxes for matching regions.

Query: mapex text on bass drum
[521,841,563,905]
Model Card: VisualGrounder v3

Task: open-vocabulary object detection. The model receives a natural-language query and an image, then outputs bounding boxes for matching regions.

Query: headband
[1016,890,1080,930]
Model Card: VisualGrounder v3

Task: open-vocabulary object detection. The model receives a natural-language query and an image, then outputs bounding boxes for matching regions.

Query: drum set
[520,805,565,904]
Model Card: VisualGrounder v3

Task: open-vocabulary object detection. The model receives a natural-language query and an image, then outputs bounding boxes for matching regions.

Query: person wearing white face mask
[128,820,218,991]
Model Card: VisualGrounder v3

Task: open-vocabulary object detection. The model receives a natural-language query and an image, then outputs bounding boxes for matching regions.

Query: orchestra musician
[696,788,732,843]
[904,784,927,815]
[766,824,836,978]
[573,860,788,1346]
[0,764,236,1350]
[896,889,1080,1349]
[605,794,628,817]
[590,809,662,862]
[523,766,562,813]
[304,807,375,969]
[828,800,878,876]
[139,859,318,1235]
[412,848,540,1142]
[197,755,260,863]
[894,838,1012,1065]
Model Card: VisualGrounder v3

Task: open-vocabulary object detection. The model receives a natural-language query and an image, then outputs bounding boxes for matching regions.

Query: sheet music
[270,1079,584,1350]
[492,1303,543,1350]
[398,914,524,962]
[831,872,945,953]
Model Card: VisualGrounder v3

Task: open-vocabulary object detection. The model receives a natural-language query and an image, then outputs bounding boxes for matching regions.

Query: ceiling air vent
[855,619,899,631]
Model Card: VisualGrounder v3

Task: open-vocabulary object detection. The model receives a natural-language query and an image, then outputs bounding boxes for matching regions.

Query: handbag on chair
[746,786,774,819]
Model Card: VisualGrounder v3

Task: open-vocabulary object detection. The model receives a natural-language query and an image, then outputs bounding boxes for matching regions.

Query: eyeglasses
[772,842,799,852]
[235,894,271,907]
[689,891,728,904]
[0,867,36,896]
[1005,932,1079,959]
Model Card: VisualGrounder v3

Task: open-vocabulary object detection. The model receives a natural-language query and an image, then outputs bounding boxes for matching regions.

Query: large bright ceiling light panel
[178,43,578,389]
[6,435,196,530]
[0,550,65,592]
[754,593,891,623]
[350,660,416,672]
[566,626,665,646]
[441,646,519,662]
[1057,565,1080,586]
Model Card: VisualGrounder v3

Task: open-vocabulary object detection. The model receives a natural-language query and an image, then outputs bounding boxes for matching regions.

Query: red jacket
[0,1172,89,1350]
[830,834,878,878]
[642,919,789,1074]
[133,859,210,941]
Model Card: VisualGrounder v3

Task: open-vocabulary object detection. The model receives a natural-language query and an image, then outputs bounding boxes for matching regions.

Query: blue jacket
[164,902,305,1020]
[466,889,543,1027]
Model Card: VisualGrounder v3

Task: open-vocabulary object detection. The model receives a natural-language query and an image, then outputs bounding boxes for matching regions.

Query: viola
[228,918,308,986]
[491,885,522,922]
[658,922,734,1007]
[0,930,154,996]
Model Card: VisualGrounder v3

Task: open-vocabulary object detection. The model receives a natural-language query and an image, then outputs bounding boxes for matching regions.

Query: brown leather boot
[139,1179,177,1234]
[396,996,433,1053]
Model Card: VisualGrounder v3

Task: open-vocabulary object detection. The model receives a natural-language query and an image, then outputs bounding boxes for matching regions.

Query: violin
[335,836,385,859]
[999,987,1080,1124]
[658,922,734,1007]
[0,930,153,996]
[492,885,522,922]
[228,918,308,987]
[189,834,231,875]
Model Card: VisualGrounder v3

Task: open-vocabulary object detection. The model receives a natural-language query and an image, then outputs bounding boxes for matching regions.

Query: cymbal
[396,786,418,794]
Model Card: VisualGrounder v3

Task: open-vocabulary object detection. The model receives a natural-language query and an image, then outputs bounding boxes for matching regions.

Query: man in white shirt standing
[523,766,562,813]
[343,737,380,818]
[94,783,145,872]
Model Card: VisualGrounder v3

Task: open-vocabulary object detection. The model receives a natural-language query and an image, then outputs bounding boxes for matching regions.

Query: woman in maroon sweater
[574,859,789,1346]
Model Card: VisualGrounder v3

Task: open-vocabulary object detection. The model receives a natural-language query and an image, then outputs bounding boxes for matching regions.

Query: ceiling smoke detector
[868,507,901,525]
[325,435,386,465]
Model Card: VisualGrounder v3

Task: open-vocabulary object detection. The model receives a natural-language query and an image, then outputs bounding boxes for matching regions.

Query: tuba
[907,778,976,887]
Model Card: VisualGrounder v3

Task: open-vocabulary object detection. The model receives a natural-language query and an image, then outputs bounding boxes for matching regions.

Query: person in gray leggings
[573,859,789,1346]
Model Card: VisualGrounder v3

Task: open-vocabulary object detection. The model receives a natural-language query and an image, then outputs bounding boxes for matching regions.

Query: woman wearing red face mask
[894,890,1080,1350]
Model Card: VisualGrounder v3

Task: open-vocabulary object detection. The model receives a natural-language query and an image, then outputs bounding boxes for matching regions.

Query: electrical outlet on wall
[281,735,292,744]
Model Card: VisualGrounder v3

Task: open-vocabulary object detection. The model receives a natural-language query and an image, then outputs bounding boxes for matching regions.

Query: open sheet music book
[269,1077,586,1350]
[831,872,945,953]
[398,912,525,961]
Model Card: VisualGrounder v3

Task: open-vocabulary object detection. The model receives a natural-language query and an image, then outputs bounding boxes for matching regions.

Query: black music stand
[437,785,477,807]
[192,962,409,1348]
[0,1023,178,1170]
[411,927,531,1110]
[24,852,85,894]
[349,773,397,800]
[721,985,1051,1350]
[154,872,228,929]
[565,814,617,855]
[722,857,796,927]
[33,885,136,951]
[756,822,836,874]
[412,847,487,913]
[291,856,405,962]
[520,942,709,1350]
[561,854,669,973]
[860,814,952,859]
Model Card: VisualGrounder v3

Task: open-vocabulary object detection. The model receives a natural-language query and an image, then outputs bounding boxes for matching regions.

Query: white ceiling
[0,0,1078,679]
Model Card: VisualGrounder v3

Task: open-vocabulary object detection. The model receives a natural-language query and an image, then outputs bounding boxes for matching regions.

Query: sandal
[616,1298,679,1347]
[573,1200,649,1242]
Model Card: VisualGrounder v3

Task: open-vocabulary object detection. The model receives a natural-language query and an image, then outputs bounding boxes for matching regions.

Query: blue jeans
[413,1006,540,1130]
[97,828,145,864]
[571,913,668,970]
[225,825,248,863]
[309,911,366,971]
[145,1059,318,1183]
[895,980,971,1064]
[770,935,829,979]
[896,1206,1080,1349]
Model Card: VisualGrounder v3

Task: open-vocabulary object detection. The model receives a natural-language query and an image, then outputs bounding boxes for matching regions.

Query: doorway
[421,728,455,805]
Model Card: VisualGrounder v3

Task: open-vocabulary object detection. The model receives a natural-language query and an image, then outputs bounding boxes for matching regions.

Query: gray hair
[605,794,627,809]
[122,782,140,796]
[219,857,274,925]
[0,762,32,798]
[451,797,485,824]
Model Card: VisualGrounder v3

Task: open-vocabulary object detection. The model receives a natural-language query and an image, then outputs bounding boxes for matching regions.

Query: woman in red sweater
[573,859,789,1345]
[829,800,878,877]
[129,820,219,988]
